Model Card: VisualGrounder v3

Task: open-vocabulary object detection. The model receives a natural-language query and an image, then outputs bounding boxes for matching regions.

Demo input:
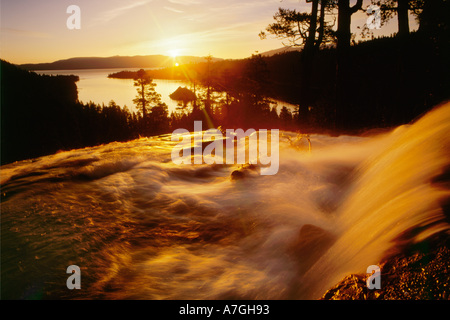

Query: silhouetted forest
[2,0,449,165]
[110,32,450,131]
[1,60,132,164]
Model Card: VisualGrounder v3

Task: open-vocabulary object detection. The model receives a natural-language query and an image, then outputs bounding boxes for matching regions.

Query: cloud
[153,21,256,49]
[190,22,255,40]
[1,28,51,39]
[180,0,280,25]
[93,0,153,24]
[163,6,184,13]
[167,0,202,5]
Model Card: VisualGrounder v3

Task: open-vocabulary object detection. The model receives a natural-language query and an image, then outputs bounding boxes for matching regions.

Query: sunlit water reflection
[37,69,298,115]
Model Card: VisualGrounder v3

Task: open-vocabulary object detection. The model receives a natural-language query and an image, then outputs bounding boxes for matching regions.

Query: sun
[168,49,179,58]
[168,49,180,66]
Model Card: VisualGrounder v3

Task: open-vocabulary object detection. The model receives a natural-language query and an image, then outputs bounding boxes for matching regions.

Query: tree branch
[350,0,364,14]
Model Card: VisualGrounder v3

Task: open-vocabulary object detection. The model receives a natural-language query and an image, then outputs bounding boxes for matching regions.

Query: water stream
[1,102,449,300]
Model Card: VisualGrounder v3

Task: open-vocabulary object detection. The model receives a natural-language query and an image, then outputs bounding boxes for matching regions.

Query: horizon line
[5,47,303,66]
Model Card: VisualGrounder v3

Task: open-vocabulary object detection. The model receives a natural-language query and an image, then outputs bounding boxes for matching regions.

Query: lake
[38,68,298,115]
[38,68,189,114]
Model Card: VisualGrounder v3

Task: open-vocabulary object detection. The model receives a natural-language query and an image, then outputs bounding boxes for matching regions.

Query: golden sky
[0,0,413,64]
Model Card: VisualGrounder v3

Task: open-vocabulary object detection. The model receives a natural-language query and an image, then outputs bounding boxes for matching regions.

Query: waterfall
[300,102,450,298]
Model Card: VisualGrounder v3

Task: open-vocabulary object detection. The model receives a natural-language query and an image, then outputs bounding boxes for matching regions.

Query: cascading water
[1,102,449,300]
[298,102,450,299]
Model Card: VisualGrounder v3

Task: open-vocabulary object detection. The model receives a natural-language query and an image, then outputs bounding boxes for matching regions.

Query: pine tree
[133,69,161,118]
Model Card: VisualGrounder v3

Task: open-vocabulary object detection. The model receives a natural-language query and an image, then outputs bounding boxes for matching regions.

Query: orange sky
[0,0,415,64]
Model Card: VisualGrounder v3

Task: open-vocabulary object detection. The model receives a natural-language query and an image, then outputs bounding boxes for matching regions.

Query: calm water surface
[38,68,297,115]
[38,68,189,114]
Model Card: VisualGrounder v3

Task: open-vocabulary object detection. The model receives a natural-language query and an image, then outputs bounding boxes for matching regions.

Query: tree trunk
[141,82,147,118]
[417,0,449,36]
[300,0,320,112]
[337,0,350,54]
[315,0,327,49]
[337,0,363,53]
[335,0,363,131]
[306,0,319,52]
[397,0,410,36]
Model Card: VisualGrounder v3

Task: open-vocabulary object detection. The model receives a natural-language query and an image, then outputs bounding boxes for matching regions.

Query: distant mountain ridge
[18,48,302,71]
[259,46,302,57]
[19,55,224,71]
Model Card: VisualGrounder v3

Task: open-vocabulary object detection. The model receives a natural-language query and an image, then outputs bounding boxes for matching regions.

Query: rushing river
[1,102,449,300]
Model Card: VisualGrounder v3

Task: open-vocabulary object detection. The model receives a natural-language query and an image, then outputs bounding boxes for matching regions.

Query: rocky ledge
[321,237,449,300]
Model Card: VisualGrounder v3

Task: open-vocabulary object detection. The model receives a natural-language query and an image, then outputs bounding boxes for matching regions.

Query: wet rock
[231,170,245,180]
[289,224,336,274]
[321,274,370,300]
[231,164,259,180]
[321,240,450,300]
